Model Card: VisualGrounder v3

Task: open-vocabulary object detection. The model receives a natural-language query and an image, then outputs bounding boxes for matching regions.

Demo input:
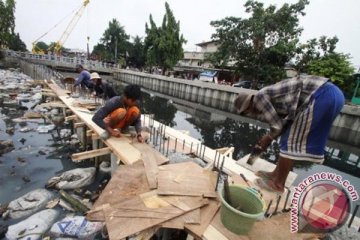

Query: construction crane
[31,0,89,55]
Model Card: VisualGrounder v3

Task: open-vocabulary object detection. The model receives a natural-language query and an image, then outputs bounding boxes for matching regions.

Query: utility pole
[87,36,90,60]
[114,36,118,63]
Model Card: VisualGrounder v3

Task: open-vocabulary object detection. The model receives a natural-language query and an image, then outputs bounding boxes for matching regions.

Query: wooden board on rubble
[132,142,169,166]
[161,208,201,229]
[104,195,207,240]
[157,162,217,198]
[87,161,150,221]
[185,199,220,238]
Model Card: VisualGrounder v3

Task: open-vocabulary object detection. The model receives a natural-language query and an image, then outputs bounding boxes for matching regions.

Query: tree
[97,19,129,63]
[295,36,355,98]
[127,36,145,69]
[8,33,27,51]
[144,2,186,74]
[0,0,15,47]
[210,0,309,86]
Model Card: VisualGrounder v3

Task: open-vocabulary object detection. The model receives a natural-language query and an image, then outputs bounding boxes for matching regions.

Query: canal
[59,71,360,204]
[113,81,360,201]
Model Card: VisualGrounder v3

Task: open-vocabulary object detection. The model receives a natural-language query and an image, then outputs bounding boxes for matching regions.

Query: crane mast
[54,0,89,54]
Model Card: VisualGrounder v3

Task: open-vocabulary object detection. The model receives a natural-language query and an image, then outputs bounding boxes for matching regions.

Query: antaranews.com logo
[290,172,359,233]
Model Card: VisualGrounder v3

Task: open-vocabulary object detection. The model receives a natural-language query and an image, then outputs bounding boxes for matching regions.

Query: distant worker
[234,75,344,193]
[92,84,144,142]
[90,72,117,100]
[74,64,93,90]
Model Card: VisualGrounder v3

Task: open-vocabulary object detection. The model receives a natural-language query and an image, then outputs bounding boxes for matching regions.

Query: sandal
[256,178,284,195]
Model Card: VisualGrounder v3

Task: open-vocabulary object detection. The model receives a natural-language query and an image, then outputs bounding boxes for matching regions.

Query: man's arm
[92,96,122,129]
[253,93,283,139]
[74,72,85,87]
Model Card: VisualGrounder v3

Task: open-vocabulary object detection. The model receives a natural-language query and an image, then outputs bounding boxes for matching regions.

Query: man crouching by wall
[92,84,144,143]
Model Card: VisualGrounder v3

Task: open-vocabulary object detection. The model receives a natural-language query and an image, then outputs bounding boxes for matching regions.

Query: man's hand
[256,134,273,151]
[110,129,121,137]
[103,116,111,125]
[137,134,144,143]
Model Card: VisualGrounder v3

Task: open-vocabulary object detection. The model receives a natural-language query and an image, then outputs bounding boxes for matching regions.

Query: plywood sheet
[104,195,207,240]
[157,162,217,198]
[185,199,220,238]
[87,161,150,221]
[132,142,169,166]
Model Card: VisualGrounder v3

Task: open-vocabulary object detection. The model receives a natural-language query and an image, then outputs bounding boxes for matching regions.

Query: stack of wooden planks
[87,160,221,240]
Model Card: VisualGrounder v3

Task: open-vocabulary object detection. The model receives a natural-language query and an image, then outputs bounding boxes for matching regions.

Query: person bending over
[90,72,117,100]
[92,84,143,142]
[234,75,344,193]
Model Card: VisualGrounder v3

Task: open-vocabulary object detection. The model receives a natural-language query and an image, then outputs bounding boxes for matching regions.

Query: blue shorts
[279,82,345,163]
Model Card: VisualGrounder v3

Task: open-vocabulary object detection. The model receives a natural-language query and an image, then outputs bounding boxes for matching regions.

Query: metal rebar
[264,200,273,218]
[273,195,281,216]
[282,189,291,212]
[348,204,359,228]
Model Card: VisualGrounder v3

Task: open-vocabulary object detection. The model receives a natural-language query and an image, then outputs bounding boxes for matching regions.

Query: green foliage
[32,41,48,54]
[8,32,26,51]
[295,35,355,98]
[307,53,355,98]
[98,19,129,62]
[0,0,15,47]
[144,2,186,74]
[127,36,145,69]
[210,0,309,85]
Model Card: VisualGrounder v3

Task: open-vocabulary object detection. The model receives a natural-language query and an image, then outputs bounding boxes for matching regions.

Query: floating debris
[46,167,96,190]
[0,140,15,155]
[6,209,59,240]
[6,189,55,219]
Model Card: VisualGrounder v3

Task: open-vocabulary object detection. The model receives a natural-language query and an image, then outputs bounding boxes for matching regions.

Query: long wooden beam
[71,147,111,162]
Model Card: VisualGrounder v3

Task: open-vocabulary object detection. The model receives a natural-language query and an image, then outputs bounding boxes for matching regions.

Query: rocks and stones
[19,126,32,132]
[36,124,55,133]
[99,161,111,175]
[60,129,71,138]
[49,216,104,240]
[0,140,14,155]
[24,111,43,119]
[325,226,360,240]
[5,127,14,135]
[22,176,31,183]
[17,157,26,164]
[6,209,59,240]
[6,188,55,219]
[46,167,96,190]
[0,224,8,239]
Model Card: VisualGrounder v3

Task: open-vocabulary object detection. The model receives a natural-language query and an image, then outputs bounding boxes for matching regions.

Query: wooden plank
[141,153,158,189]
[157,162,217,198]
[87,162,150,221]
[71,147,111,162]
[38,101,67,108]
[65,115,77,121]
[104,196,207,240]
[185,200,220,238]
[74,122,86,128]
[161,208,201,229]
[132,142,169,166]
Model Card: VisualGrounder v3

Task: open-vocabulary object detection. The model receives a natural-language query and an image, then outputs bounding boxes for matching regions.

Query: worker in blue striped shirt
[234,75,345,193]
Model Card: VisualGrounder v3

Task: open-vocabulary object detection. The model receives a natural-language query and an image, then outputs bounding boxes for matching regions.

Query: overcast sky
[14,0,360,68]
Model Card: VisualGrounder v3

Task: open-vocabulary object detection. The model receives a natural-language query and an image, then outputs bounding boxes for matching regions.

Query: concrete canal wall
[114,70,360,147]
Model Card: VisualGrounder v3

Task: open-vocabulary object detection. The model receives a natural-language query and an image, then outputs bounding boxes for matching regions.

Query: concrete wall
[114,70,360,147]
